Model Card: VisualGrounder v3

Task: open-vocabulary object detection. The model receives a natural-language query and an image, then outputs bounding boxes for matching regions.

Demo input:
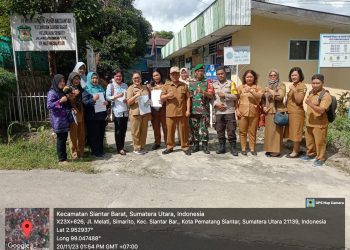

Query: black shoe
[229,141,238,156]
[184,149,191,155]
[241,151,247,156]
[250,150,257,156]
[192,142,200,153]
[265,152,271,157]
[162,149,173,155]
[216,140,226,154]
[152,144,160,150]
[202,142,210,154]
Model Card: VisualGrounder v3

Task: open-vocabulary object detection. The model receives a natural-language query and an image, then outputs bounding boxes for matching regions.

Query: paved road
[1,125,349,248]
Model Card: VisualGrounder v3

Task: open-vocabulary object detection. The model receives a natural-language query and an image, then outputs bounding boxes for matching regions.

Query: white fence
[1,92,49,126]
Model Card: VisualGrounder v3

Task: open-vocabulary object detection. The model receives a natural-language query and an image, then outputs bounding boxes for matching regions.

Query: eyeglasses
[132,77,141,80]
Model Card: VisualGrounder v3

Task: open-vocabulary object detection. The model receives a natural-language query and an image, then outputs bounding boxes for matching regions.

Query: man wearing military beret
[189,64,214,154]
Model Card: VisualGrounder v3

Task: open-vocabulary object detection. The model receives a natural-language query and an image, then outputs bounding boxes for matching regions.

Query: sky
[134,0,350,33]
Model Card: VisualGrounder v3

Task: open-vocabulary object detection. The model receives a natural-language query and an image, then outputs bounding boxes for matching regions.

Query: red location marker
[21,220,33,240]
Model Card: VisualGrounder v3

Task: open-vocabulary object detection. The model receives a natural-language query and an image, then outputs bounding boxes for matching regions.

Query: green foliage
[97,29,136,78]
[0,67,16,90]
[5,0,152,78]
[336,91,350,117]
[0,125,96,172]
[0,0,11,36]
[0,67,16,118]
[156,30,174,40]
[327,116,350,156]
[90,1,152,76]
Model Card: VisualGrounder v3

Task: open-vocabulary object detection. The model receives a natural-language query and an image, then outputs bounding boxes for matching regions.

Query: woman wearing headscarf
[67,71,85,159]
[47,74,70,164]
[263,69,287,157]
[82,72,108,157]
[180,68,190,85]
[73,62,87,89]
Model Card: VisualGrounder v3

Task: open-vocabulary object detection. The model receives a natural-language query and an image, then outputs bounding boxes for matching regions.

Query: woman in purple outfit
[47,74,70,164]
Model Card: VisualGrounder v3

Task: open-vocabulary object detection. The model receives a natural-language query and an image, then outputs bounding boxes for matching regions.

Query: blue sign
[205,64,219,84]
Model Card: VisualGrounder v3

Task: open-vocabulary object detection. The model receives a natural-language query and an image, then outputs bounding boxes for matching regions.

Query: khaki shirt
[286,82,307,114]
[212,80,237,115]
[237,84,263,117]
[127,84,150,116]
[306,89,332,128]
[264,83,287,114]
[161,81,189,117]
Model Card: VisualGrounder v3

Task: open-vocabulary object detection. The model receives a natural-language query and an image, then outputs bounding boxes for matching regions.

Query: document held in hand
[151,89,162,108]
[138,95,151,115]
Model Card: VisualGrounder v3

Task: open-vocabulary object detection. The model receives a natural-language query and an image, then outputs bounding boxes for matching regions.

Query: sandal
[286,152,300,158]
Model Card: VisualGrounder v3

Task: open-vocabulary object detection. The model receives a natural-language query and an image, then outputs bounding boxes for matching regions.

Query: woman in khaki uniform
[148,69,167,150]
[302,74,332,167]
[262,69,286,157]
[67,72,85,159]
[127,71,152,155]
[236,70,263,156]
[285,67,307,158]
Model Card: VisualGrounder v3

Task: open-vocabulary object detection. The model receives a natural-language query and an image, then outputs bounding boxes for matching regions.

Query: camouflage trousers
[190,114,209,142]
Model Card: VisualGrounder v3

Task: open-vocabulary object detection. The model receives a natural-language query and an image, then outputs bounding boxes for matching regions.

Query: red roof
[146,37,170,47]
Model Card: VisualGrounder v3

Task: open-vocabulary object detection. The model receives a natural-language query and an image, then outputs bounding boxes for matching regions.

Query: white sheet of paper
[138,95,151,115]
[151,89,162,108]
[114,100,128,112]
[72,110,78,124]
[94,92,107,113]
[117,90,126,102]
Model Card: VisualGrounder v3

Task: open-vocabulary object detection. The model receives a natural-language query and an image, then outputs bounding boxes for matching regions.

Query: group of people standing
[48,62,333,167]
[48,63,108,164]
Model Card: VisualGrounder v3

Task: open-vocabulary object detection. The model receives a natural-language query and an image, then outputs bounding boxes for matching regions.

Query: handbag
[273,99,288,125]
[274,111,288,125]
[258,106,266,127]
[106,83,115,123]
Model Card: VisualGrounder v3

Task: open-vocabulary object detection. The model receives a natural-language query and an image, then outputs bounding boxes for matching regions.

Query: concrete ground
[0,123,349,248]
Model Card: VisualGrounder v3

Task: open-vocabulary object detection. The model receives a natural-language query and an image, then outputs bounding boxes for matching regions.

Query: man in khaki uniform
[301,74,332,167]
[161,66,191,155]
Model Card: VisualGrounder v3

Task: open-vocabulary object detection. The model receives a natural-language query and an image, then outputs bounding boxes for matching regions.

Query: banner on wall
[224,46,250,65]
[11,13,77,51]
[319,34,350,68]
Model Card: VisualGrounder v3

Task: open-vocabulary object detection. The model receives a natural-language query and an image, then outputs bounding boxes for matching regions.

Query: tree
[0,0,11,36]
[2,0,152,80]
[156,30,174,40]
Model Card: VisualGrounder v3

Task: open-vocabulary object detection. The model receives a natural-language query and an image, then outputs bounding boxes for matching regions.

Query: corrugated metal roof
[162,0,350,59]
[161,0,251,59]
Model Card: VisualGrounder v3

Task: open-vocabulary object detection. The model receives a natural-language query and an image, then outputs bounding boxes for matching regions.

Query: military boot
[202,142,210,154]
[192,142,200,153]
[216,139,226,154]
[229,141,238,156]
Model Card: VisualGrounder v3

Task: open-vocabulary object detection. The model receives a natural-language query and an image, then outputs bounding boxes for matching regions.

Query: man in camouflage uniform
[189,64,213,154]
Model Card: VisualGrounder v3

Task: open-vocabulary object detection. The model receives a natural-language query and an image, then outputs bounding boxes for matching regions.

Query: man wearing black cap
[189,64,213,154]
